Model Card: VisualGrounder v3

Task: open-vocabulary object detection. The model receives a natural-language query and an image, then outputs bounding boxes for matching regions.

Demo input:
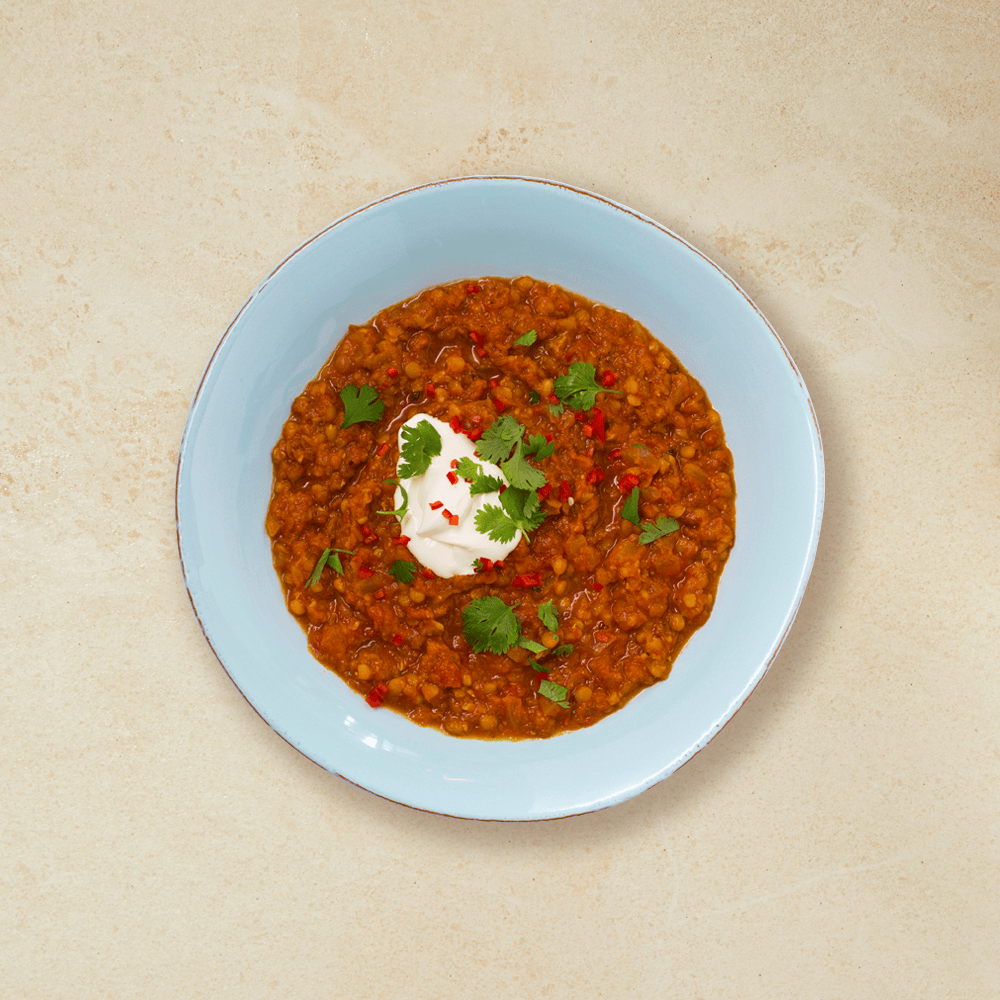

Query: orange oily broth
[266,277,735,739]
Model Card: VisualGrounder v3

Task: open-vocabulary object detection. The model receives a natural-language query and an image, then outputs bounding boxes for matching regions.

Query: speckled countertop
[3,2,998,997]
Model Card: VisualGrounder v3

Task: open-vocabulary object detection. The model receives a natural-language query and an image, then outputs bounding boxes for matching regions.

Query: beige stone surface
[2,0,998,996]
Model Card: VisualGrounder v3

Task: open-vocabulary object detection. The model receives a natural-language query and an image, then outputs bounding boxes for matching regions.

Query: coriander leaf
[517,637,547,655]
[553,362,622,411]
[500,486,546,534]
[514,329,537,347]
[549,402,564,417]
[398,419,442,479]
[462,596,521,654]
[305,548,331,588]
[538,600,559,633]
[550,643,574,657]
[378,479,409,521]
[538,679,571,708]
[639,516,680,545]
[528,389,541,405]
[524,433,555,461]
[622,486,641,526]
[340,384,385,428]
[390,560,417,584]
[474,504,519,544]
[456,457,483,481]
[469,473,505,495]
[475,415,523,464]
[501,441,547,491]
[327,552,345,575]
[529,659,551,673]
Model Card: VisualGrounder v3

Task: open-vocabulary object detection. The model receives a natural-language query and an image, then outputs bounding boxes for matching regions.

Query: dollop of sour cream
[395,414,519,578]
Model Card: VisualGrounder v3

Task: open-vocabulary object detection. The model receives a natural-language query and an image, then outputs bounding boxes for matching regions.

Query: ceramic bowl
[176,176,824,820]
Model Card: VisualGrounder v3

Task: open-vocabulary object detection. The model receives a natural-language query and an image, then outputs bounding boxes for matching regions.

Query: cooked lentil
[267,277,735,739]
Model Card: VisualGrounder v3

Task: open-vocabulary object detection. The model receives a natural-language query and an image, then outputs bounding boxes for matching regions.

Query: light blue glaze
[176,177,824,821]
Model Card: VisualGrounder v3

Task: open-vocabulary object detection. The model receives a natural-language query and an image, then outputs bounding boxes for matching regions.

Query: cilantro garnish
[528,389,541,405]
[475,415,523,464]
[622,486,641,526]
[639,516,680,544]
[551,643,574,657]
[529,659,551,673]
[539,679,570,708]
[462,596,521,654]
[456,457,504,495]
[553,362,622,411]
[517,637,547,655]
[538,600,559,633]
[305,547,354,586]
[398,419,442,479]
[500,441,547,490]
[390,560,417,584]
[340,384,385,428]
[549,402,564,417]
[475,486,546,543]
[378,479,409,521]
[514,329,537,347]
[524,434,555,461]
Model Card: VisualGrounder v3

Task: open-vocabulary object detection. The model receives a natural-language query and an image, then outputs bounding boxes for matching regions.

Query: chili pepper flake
[592,408,606,442]
[512,571,543,588]
[422,568,435,579]
[429,500,443,510]
[442,508,454,520]
[586,468,606,485]
[376,442,390,458]
[467,283,481,294]
[592,582,604,592]
[392,634,404,647]
[558,480,572,502]
[620,473,641,493]
[492,398,507,411]
[426,382,436,395]
[386,367,399,379]
[358,566,375,578]
[601,371,617,387]
[538,483,552,501]
[446,471,458,485]
[366,683,388,708]
[392,535,411,546]
[372,590,385,600]
[469,330,485,346]
[448,515,459,526]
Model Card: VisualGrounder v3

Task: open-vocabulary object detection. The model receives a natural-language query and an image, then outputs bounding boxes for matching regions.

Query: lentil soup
[266,277,735,739]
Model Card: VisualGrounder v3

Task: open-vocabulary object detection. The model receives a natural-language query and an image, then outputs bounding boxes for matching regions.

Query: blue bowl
[176,176,824,820]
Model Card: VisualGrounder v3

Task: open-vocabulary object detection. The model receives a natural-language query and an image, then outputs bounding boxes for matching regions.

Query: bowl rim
[176,174,825,820]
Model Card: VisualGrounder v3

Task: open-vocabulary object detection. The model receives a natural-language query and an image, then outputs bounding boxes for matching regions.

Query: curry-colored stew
[267,277,735,738]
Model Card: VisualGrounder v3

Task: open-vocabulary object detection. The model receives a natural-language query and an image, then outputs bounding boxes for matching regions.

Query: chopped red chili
[376,442,389,457]
[489,377,500,388]
[468,428,483,441]
[386,367,399,379]
[537,483,552,500]
[449,416,462,434]
[446,471,458,485]
[620,473,640,493]
[466,283,481,294]
[448,515,459,526]
[422,568,435,579]
[601,370,617,387]
[583,424,593,438]
[391,535,410,546]
[373,590,385,600]
[592,582,604,592]
[492,398,507,411]
[586,468,606,485]
[429,501,443,510]
[450,458,459,469]
[548,394,559,405]
[426,382,435,395]
[608,448,621,460]
[558,480,572,502]
[575,411,586,422]
[442,509,454,520]
[592,408,606,442]
[545,433,554,442]
[469,330,484,346]
[358,566,375,578]
[494,560,505,570]
[366,683,388,708]
[512,572,543,588]
[392,634,404,646]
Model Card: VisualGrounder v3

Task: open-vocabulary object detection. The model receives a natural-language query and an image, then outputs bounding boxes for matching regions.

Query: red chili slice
[558,480,572,502]
[620,473,640,493]
[386,367,398,379]
[376,442,389,457]
[592,408,606,442]
[548,394,559,405]
[468,428,483,441]
[545,433,554,442]
[448,515,459,526]
[583,424,593,438]
[392,634,404,647]
[489,377,500,388]
[478,558,494,572]
[372,590,385,600]
[426,382,436,395]
[442,509,454,519]
[446,471,458,485]
[467,283,481,294]
[358,566,375,578]
[608,448,621,460]
[592,582,604,592]
[492,398,507,411]
[392,535,411,546]
[470,330,484,346]
[601,370,617,387]
[429,501,443,510]
[537,483,552,500]
[450,458,459,469]
[422,568,435,579]
[449,416,463,434]
[366,683,388,708]
[494,560,505,570]
[586,468,606,485]
[512,571,543,588]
